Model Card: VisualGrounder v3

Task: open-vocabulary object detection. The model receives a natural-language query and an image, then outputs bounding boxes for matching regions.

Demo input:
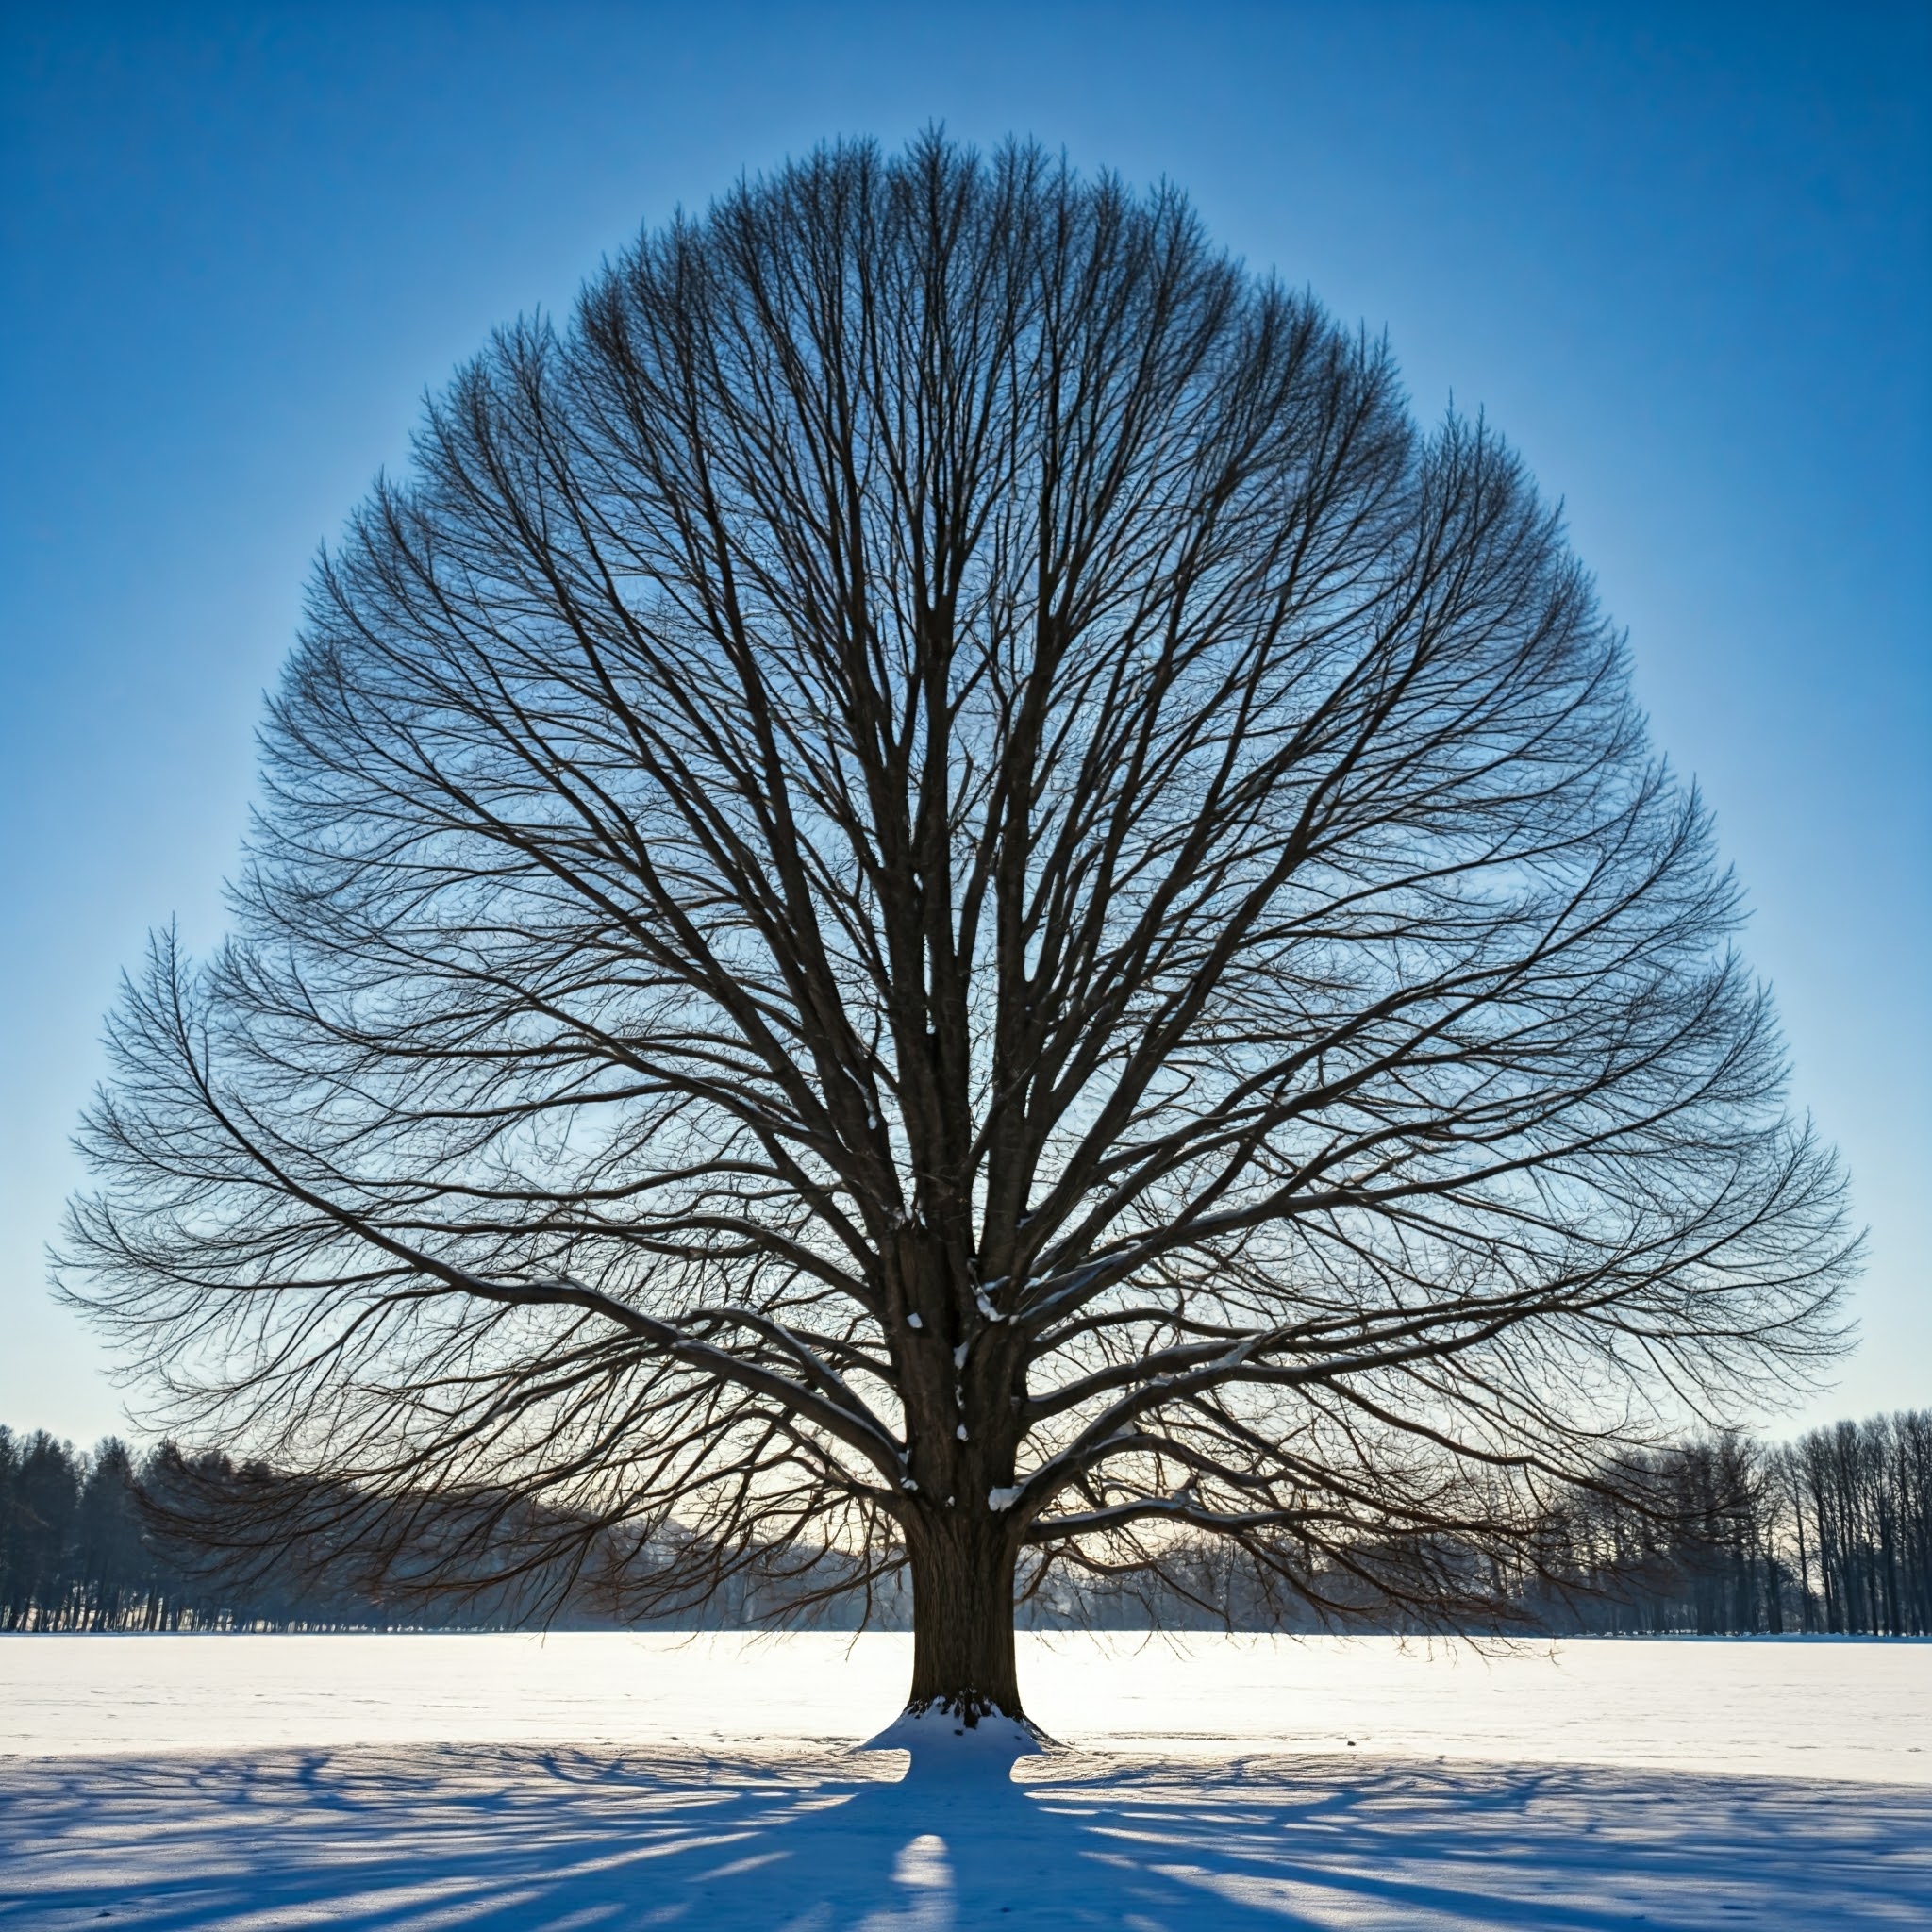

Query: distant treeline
[5,1412,1929,1635]
[1516,1413,1932,1638]
[0,1433,508,1633]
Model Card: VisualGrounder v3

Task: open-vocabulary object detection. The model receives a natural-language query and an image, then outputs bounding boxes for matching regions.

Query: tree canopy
[64,134,1855,1725]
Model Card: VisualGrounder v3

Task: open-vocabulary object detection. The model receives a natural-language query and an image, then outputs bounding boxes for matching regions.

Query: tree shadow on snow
[3,1744,1928,1929]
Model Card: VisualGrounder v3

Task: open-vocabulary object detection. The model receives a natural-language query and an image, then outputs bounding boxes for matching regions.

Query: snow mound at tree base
[860,1700,1047,1774]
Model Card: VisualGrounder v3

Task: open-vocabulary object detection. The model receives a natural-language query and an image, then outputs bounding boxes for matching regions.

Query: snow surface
[6,1630,1927,1782]
[2,1634,1928,1927]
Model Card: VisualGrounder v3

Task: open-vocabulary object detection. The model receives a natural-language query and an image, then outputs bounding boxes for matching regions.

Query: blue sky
[3,1,1925,1446]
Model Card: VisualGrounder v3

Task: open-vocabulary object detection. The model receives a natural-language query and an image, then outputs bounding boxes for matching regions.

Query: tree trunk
[904,1509,1024,1723]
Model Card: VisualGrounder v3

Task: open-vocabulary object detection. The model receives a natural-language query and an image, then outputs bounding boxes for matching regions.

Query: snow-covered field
[3,1633,1928,1927]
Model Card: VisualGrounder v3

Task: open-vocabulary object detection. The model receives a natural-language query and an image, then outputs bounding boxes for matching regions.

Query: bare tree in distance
[64,134,1856,1733]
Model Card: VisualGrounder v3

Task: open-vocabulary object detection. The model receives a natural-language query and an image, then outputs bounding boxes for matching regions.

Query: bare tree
[64,135,1855,1728]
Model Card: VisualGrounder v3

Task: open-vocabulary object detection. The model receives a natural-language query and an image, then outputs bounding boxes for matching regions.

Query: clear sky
[3,2,1925,1449]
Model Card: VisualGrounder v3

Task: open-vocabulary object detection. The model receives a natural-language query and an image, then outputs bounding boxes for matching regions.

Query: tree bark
[904,1509,1024,1723]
